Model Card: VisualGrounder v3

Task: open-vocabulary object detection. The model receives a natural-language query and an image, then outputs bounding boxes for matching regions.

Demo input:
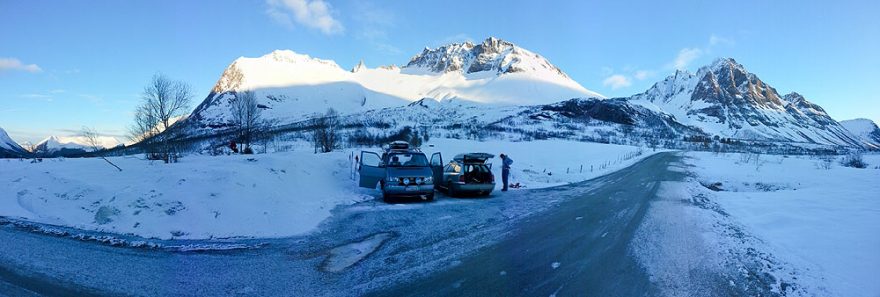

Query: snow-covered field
[636,152,880,297]
[0,138,652,240]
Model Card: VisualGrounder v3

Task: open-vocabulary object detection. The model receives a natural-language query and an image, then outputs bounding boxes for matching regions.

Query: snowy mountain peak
[34,135,122,154]
[404,37,571,79]
[209,49,349,95]
[840,118,880,149]
[629,58,860,147]
[705,57,746,74]
[0,127,27,156]
[262,50,340,67]
[186,39,603,131]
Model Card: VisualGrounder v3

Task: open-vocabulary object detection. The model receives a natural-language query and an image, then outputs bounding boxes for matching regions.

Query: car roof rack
[453,153,494,163]
[383,141,421,153]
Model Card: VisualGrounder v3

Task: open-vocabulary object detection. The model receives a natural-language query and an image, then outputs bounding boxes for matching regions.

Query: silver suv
[359,141,434,202]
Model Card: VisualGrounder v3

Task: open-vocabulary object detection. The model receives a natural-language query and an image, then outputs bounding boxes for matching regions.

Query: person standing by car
[500,153,513,191]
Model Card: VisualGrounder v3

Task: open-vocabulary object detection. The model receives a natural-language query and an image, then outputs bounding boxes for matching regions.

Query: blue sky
[1,0,878,143]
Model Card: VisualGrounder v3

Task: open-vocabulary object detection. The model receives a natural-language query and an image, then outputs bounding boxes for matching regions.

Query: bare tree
[128,105,158,144]
[131,73,194,163]
[80,127,122,171]
[311,108,340,153]
[230,90,263,154]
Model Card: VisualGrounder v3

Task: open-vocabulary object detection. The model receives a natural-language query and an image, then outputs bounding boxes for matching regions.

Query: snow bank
[1,151,372,240]
[0,139,653,240]
[686,152,880,297]
[420,138,656,190]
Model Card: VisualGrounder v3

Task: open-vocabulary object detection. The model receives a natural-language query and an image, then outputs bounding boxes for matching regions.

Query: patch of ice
[322,232,394,272]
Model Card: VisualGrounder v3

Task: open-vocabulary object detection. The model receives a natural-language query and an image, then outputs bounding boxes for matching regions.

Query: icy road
[0,152,778,296]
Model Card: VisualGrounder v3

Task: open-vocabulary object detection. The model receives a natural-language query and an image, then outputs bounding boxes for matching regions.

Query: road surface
[0,152,772,296]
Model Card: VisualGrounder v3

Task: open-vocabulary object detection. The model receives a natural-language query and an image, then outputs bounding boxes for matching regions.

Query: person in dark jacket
[500,153,513,191]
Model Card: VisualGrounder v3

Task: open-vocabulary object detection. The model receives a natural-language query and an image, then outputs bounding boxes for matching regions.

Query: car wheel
[381,182,391,203]
[447,182,457,197]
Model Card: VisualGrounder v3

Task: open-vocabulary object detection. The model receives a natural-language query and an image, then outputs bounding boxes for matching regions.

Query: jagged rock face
[351,60,366,73]
[211,61,244,94]
[405,37,569,78]
[533,98,703,137]
[690,59,788,128]
[630,58,860,146]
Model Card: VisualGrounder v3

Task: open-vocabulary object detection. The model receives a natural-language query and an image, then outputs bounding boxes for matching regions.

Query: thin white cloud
[634,70,653,80]
[709,34,735,46]
[672,48,703,70]
[0,58,42,73]
[352,1,401,54]
[266,0,344,35]
[662,35,736,71]
[20,93,53,100]
[603,74,632,90]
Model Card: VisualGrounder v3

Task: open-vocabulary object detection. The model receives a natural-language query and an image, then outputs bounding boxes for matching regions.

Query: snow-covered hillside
[840,118,880,149]
[34,135,122,155]
[0,127,28,157]
[627,58,860,147]
[186,37,601,129]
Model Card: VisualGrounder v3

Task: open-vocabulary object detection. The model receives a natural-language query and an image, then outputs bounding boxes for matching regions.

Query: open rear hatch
[453,153,494,164]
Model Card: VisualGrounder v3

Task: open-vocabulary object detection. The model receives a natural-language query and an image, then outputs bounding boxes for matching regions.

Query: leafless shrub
[815,155,834,170]
[311,108,340,153]
[840,151,867,169]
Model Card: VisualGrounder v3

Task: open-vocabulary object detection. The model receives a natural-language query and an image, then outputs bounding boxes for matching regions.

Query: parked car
[359,141,434,201]
[430,152,495,197]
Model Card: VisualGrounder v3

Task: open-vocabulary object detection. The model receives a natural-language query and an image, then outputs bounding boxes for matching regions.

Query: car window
[362,152,382,167]
[464,164,489,173]
[387,153,428,167]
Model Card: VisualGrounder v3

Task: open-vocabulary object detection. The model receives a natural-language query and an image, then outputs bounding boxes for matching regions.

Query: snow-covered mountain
[626,58,860,147]
[840,118,880,149]
[186,37,601,130]
[164,46,868,153]
[33,135,122,155]
[0,127,28,157]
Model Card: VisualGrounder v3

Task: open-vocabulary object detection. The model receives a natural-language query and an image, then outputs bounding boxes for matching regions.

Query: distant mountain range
[0,131,123,158]
[186,37,600,130]
[3,37,877,157]
[31,135,122,156]
[170,37,874,152]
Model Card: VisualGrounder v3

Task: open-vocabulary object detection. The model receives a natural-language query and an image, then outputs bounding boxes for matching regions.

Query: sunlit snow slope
[188,37,602,128]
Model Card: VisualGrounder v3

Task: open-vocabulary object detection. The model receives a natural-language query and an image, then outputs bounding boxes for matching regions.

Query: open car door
[430,152,443,186]
[359,151,385,189]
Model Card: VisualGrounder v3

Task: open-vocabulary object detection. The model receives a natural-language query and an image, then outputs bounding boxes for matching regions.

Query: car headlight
[424,176,433,184]
[388,177,399,182]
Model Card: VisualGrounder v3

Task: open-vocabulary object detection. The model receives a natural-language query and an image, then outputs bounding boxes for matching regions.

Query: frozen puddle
[322,232,394,272]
